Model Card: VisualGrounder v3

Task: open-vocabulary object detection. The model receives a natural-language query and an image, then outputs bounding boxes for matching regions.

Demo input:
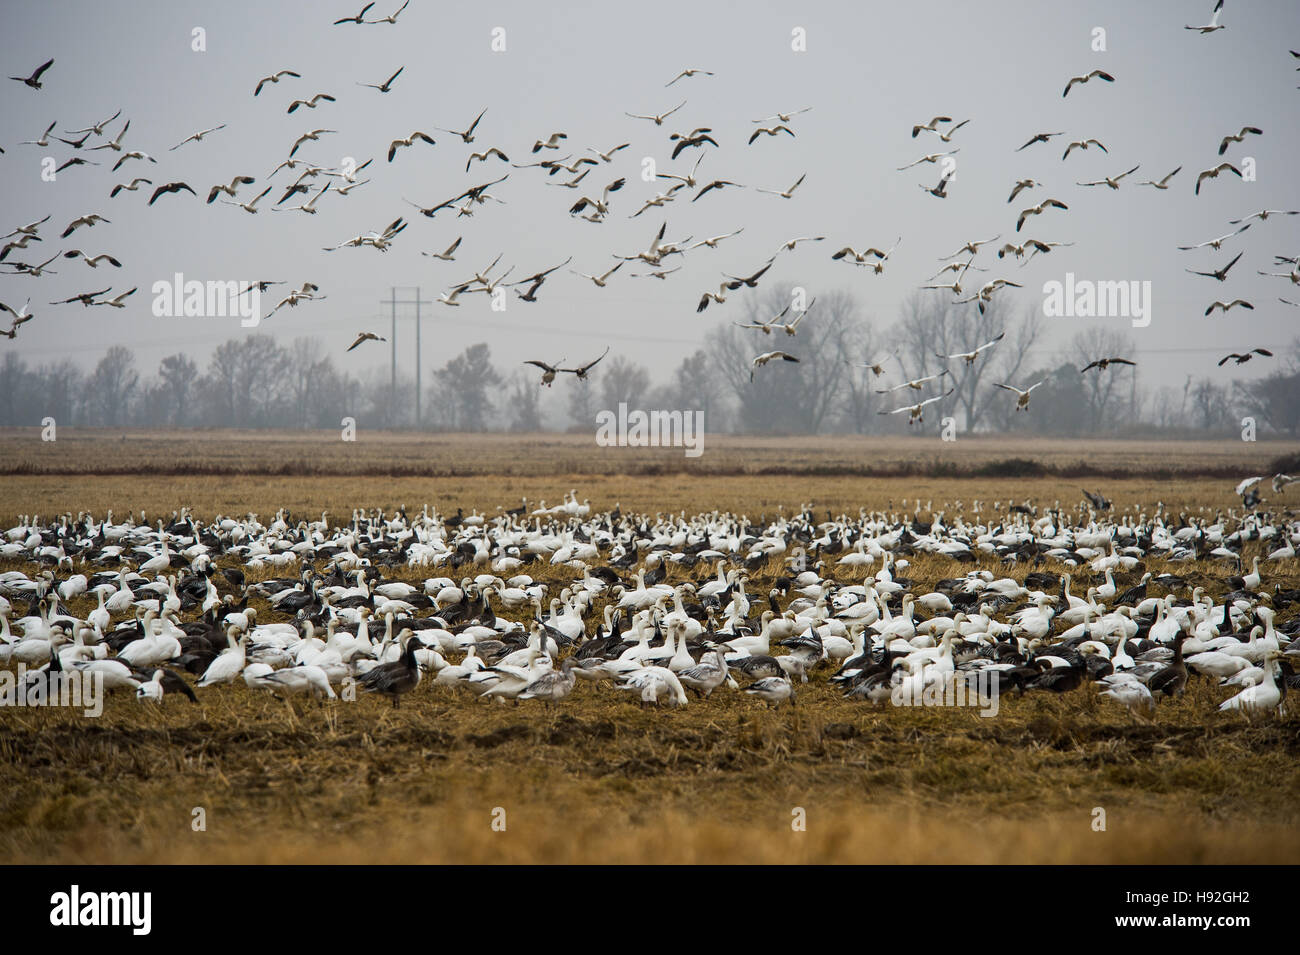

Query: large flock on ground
[1,483,1296,717]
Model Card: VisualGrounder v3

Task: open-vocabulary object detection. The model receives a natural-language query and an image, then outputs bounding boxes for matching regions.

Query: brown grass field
[1,431,1298,864]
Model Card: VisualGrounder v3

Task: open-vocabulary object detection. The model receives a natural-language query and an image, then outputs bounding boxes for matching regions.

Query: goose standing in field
[357,630,427,706]
[1218,653,1284,716]
[745,675,796,706]
[994,379,1049,411]
[136,670,166,704]
[518,657,577,704]
[1062,69,1114,97]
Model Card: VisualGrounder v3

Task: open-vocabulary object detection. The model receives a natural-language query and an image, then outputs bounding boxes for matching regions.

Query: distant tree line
[1,288,1296,436]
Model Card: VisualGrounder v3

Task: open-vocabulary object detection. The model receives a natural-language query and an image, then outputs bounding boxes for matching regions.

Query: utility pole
[380,287,433,428]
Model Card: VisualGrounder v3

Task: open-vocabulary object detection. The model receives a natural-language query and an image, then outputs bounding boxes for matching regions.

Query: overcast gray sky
[2,0,1298,396]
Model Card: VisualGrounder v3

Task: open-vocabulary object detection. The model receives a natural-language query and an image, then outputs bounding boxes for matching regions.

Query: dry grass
[1,428,1294,478]
[1,436,1298,864]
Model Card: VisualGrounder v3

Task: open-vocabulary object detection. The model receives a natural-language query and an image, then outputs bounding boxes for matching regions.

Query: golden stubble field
[1,432,1298,864]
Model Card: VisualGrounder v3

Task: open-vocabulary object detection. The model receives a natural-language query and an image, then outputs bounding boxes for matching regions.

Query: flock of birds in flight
[0,488,1295,717]
[0,0,1298,420]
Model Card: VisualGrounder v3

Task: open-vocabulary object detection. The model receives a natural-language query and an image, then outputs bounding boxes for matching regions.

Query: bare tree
[892,292,1042,433]
[708,284,870,433]
[85,346,139,427]
[1069,326,1137,431]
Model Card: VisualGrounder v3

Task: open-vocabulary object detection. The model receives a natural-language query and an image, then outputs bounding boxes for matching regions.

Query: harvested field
[1,433,1297,864]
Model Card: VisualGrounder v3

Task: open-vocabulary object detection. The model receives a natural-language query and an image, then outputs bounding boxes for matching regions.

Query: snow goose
[436,107,487,143]
[1077,165,1140,190]
[745,675,796,706]
[993,379,1049,411]
[169,124,226,151]
[1137,166,1182,189]
[624,100,686,126]
[287,92,336,113]
[1194,162,1241,195]
[1185,1,1226,34]
[1015,199,1067,232]
[1062,69,1114,97]
[254,69,300,96]
[755,173,806,199]
[9,58,53,90]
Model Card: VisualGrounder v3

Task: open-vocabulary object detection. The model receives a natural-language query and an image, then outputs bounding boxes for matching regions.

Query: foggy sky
[2,0,1298,399]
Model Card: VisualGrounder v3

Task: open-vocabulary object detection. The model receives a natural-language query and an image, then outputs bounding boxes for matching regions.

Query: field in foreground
[2,675,1296,865]
[1,438,1297,864]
